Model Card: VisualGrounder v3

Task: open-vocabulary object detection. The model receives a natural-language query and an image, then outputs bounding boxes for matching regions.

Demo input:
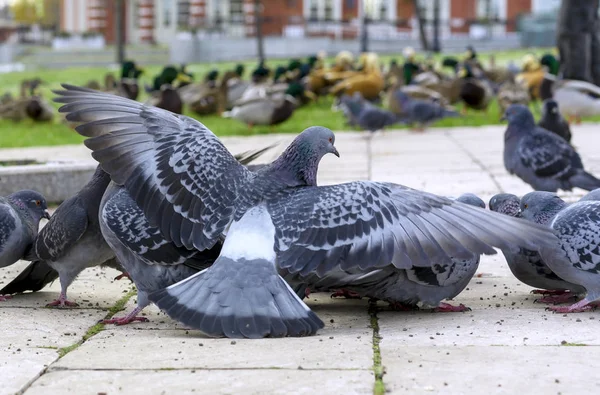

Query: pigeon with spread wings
[55,85,562,338]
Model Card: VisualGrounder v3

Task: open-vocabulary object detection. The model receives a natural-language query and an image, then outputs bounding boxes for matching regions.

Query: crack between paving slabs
[368,299,385,395]
[445,131,504,193]
[15,287,137,395]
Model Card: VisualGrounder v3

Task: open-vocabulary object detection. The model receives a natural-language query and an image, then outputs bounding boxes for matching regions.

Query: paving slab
[26,369,374,395]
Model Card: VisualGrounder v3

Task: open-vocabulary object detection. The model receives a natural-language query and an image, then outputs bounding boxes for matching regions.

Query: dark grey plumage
[489,193,584,299]
[55,84,562,336]
[0,190,49,300]
[503,104,600,192]
[538,99,572,143]
[21,165,117,307]
[521,192,600,312]
[337,93,400,132]
[392,90,459,129]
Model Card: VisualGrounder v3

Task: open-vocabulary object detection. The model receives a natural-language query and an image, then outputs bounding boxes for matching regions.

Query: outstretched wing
[55,84,253,251]
[519,129,581,179]
[269,181,559,276]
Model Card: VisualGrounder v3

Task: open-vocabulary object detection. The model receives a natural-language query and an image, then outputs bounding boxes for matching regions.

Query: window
[163,0,172,27]
[230,0,244,23]
[177,0,190,29]
[309,0,318,20]
[324,0,333,21]
[379,0,387,21]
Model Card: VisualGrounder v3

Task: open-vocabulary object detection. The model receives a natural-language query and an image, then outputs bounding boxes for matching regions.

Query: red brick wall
[506,0,531,32]
[396,0,413,31]
[450,0,477,34]
[246,0,304,37]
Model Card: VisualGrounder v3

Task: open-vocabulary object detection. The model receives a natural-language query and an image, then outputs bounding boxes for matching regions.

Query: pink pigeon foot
[114,272,132,281]
[101,307,148,326]
[46,292,78,308]
[388,301,418,311]
[0,295,12,302]
[530,289,568,295]
[546,298,595,313]
[330,289,362,299]
[304,288,311,298]
[434,302,471,313]
[534,292,579,305]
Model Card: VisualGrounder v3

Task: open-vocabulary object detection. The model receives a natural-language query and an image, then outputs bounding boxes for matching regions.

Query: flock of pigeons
[0,83,599,339]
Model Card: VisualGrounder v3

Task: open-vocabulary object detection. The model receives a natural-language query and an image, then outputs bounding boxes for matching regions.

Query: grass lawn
[0,46,589,149]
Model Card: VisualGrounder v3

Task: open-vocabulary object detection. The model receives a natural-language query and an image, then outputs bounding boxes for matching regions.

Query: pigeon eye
[35,200,41,206]
[328,137,333,143]
[523,204,528,209]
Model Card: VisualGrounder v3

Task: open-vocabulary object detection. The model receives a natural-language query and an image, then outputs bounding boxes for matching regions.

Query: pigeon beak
[331,146,340,157]
[43,210,51,220]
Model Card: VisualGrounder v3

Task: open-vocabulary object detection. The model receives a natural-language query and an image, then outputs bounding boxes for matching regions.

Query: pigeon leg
[46,291,78,308]
[546,298,594,313]
[388,301,418,311]
[530,289,568,295]
[434,302,471,312]
[304,287,311,298]
[534,292,580,305]
[0,295,12,302]
[330,289,362,299]
[114,272,132,281]
[101,306,149,326]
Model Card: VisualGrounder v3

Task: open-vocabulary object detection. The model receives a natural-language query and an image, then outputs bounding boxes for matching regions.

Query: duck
[118,60,144,100]
[497,77,530,116]
[222,83,302,129]
[225,64,251,109]
[147,65,192,94]
[457,63,494,113]
[543,76,600,123]
[329,53,385,101]
[401,47,422,85]
[188,71,237,115]
[515,54,546,101]
[178,68,221,107]
[0,80,54,122]
[153,84,183,114]
[483,54,514,85]
[540,53,560,76]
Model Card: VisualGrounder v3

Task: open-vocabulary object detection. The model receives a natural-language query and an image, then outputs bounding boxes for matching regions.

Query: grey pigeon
[489,193,585,303]
[55,84,561,338]
[538,99,572,143]
[391,90,459,130]
[97,149,272,326]
[520,191,600,313]
[0,190,50,301]
[503,104,600,192]
[288,193,487,312]
[579,188,600,202]
[21,165,117,307]
[337,93,400,133]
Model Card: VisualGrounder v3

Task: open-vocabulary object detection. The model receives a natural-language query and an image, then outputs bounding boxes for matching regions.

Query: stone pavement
[2,125,600,395]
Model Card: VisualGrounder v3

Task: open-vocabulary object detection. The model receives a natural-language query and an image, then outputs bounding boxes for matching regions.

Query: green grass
[0,46,588,149]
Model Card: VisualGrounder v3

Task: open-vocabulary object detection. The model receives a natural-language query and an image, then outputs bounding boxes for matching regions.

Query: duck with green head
[119,60,144,100]
[402,47,421,85]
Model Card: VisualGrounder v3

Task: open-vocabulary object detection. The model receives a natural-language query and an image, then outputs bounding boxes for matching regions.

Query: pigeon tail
[442,109,460,118]
[0,261,58,295]
[571,171,600,191]
[149,257,324,339]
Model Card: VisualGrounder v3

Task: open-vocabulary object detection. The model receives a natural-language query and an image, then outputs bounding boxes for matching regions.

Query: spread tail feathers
[149,257,324,338]
[571,171,600,191]
[0,261,58,295]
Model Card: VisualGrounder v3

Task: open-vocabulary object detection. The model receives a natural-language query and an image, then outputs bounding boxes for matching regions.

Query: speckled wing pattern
[518,129,581,179]
[55,84,253,251]
[268,181,557,276]
[553,202,600,274]
[0,200,16,254]
[34,197,88,261]
[406,256,479,287]
[102,187,200,266]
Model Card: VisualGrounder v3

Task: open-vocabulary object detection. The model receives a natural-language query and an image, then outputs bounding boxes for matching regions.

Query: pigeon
[0,190,50,301]
[580,188,600,202]
[391,90,459,131]
[489,193,585,303]
[15,165,117,307]
[55,84,562,338]
[336,93,400,133]
[502,104,600,192]
[538,99,572,143]
[287,193,487,312]
[520,191,600,313]
[97,148,273,326]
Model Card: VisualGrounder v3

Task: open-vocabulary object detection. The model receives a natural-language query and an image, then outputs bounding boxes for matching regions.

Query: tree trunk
[557,0,600,84]
[412,0,429,51]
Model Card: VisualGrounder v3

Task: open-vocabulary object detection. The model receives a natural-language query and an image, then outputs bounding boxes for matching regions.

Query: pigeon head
[520,191,567,225]
[273,126,339,186]
[8,190,50,221]
[541,99,559,118]
[456,193,485,208]
[580,188,600,202]
[501,104,535,127]
[489,193,520,217]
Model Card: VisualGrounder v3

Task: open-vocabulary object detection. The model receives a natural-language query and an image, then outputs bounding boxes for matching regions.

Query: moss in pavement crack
[369,299,385,395]
[57,288,137,358]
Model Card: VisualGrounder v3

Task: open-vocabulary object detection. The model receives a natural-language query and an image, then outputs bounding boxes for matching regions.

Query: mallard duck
[483,54,514,85]
[188,71,237,115]
[540,53,560,76]
[119,60,144,100]
[226,64,251,109]
[152,84,183,114]
[329,53,384,101]
[442,57,460,75]
[497,78,530,116]
[0,92,13,105]
[458,64,493,112]
[402,47,421,85]
[147,65,192,94]
[543,76,600,123]
[222,84,301,129]
[515,54,546,101]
